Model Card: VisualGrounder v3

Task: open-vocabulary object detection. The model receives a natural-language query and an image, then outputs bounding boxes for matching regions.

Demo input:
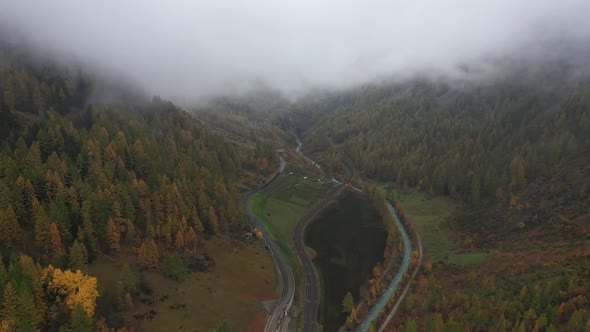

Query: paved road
[293,146,353,332]
[242,156,295,332]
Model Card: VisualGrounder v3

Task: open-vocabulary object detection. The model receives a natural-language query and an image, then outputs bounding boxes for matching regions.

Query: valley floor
[87,237,278,331]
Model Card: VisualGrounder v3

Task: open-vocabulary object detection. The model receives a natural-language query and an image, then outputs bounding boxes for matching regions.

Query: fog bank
[1,0,589,100]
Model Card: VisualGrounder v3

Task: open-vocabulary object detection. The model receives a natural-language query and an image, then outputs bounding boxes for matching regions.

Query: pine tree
[49,222,63,258]
[70,303,94,332]
[16,287,41,331]
[342,292,354,313]
[106,218,120,253]
[138,238,159,271]
[119,263,136,293]
[0,206,21,249]
[33,201,51,254]
[69,240,88,270]
[208,206,219,234]
[510,156,526,190]
[187,226,198,254]
[0,282,18,324]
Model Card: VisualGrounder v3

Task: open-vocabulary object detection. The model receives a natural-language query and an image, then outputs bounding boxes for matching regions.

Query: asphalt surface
[242,156,295,332]
[293,150,353,332]
[243,143,353,332]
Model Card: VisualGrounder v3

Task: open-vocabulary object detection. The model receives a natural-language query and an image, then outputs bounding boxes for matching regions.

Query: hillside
[301,72,589,235]
[295,71,590,330]
[0,50,267,331]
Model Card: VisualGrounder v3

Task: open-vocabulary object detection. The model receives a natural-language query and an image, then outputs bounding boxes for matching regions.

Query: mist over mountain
[1,0,590,102]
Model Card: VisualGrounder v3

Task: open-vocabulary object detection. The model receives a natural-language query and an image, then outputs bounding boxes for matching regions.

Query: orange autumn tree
[208,206,219,234]
[41,266,99,316]
[137,238,159,270]
[174,229,185,250]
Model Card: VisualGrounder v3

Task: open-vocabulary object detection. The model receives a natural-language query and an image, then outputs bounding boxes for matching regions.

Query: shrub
[163,254,188,282]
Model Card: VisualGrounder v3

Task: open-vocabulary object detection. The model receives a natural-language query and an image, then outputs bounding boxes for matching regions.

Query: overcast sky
[1,0,589,100]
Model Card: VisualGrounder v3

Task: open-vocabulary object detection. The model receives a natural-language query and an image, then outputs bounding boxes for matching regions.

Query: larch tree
[119,263,137,293]
[174,229,185,250]
[342,292,354,313]
[186,226,198,254]
[138,238,159,271]
[33,201,51,253]
[0,206,21,249]
[69,240,88,270]
[0,282,18,327]
[208,206,219,234]
[510,156,526,190]
[42,266,99,316]
[70,303,94,332]
[106,218,120,253]
[49,222,63,258]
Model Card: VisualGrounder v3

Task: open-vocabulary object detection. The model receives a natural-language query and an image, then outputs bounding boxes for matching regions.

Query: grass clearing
[384,189,457,263]
[87,238,277,331]
[249,170,330,264]
[447,252,488,265]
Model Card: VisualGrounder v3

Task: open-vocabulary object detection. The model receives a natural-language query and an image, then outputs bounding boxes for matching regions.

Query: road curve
[293,147,353,332]
[241,156,295,332]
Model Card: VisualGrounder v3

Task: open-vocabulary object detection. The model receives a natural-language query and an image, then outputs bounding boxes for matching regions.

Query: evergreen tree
[119,263,136,293]
[49,222,63,259]
[174,229,185,250]
[106,218,120,253]
[342,292,354,313]
[138,238,159,271]
[0,206,21,249]
[0,282,18,325]
[69,240,88,270]
[208,206,219,234]
[70,303,94,332]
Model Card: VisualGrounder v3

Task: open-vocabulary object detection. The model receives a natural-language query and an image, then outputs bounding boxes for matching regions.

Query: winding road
[293,145,353,332]
[242,156,295,332]
[243,141,354,332]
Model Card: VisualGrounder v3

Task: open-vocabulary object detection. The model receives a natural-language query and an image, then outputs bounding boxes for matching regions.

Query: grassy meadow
[386,189,457,263]
[86,238,278,331]
[249,168,330,264]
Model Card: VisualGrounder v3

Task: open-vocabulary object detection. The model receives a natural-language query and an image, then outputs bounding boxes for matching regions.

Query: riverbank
[357,202,413,331]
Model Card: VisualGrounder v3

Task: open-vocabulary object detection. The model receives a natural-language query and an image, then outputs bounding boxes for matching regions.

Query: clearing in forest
[387,189,464,263]
[249,166,330,264]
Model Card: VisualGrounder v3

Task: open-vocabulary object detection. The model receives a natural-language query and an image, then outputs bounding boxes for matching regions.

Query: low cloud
[1,0,589,100]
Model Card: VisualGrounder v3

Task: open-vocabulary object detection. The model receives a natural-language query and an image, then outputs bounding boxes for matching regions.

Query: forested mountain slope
[297,70,590,331]
[0,49,244,330]
[303,74,589,237]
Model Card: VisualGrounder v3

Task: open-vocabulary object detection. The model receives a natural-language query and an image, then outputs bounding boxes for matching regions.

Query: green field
[447,252,488,265]
[385,189,457,263]
[249,170,330,264]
